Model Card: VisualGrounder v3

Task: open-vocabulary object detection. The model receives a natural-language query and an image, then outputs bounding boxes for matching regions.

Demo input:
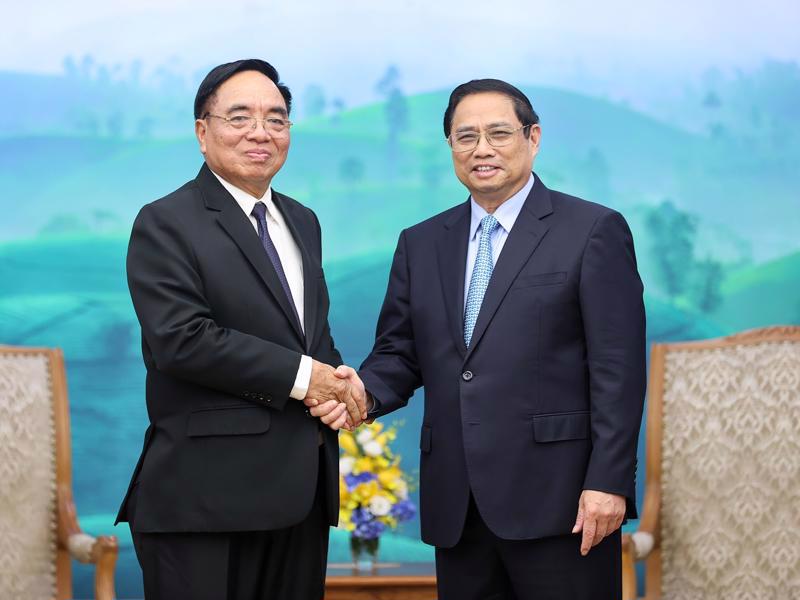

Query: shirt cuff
[289,354,313,400]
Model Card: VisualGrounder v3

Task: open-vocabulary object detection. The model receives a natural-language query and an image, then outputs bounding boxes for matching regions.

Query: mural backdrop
[2,1,799,596]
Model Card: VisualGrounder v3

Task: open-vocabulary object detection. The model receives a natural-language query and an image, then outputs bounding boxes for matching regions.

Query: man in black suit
[323,79,646,598]
[116,59,366,600]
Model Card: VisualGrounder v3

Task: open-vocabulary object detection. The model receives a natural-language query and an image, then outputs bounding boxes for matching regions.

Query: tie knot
[480,214,499,237]
[252,201,268,220]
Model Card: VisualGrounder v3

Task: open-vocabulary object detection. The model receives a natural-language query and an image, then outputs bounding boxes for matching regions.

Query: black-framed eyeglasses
[447,124,531,153]
[204,114,293,134]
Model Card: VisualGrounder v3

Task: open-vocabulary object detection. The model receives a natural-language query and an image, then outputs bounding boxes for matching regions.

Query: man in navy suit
[321,79,646,598]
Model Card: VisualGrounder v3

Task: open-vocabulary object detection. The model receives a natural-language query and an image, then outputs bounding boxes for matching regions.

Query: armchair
[622,326,800,599]
[0,346,118,599]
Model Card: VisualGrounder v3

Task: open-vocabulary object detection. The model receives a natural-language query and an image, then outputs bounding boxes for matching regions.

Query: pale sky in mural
[3,0,799,105]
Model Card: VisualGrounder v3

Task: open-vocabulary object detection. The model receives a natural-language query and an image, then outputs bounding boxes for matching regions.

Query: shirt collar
[210,169,274,220]
[468,172,534,241]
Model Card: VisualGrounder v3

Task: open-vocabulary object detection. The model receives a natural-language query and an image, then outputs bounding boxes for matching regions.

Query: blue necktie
[251,202,302,331]
[464,214,500,347]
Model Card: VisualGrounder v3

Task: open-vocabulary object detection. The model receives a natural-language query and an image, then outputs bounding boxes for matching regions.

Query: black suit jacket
[359,174,646,548]
[116,163,342,533]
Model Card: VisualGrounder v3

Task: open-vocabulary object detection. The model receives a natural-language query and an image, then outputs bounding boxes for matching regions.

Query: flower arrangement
[338,421,416,541]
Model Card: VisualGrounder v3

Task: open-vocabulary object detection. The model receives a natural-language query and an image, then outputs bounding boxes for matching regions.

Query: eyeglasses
[204,114,293,135]
[447,124,531,153]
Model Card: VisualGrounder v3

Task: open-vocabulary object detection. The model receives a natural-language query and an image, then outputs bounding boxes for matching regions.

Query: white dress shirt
[464,173,534,305]
[211,170,312,400]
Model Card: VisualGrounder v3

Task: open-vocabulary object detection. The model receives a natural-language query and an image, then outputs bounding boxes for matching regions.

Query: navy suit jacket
[359,174,646,548]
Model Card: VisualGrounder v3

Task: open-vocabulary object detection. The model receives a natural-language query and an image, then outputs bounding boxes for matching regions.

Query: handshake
[301,360,370,431]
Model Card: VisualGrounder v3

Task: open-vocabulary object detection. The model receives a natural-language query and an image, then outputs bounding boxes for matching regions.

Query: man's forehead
[215,71,282,99]
[452,92,517,124]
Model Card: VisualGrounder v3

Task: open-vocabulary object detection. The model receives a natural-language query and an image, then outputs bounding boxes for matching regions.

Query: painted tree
[303,84,326,119]
[645,200,696,300]
[375,65,408,178]
[339,156,365,185]
[691,258,724,314]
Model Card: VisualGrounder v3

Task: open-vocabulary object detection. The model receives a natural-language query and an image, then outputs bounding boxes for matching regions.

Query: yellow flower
[338,509,355,531]
[378,466,401,488]
[383,515,398,529]
[339,432,359,456]
[371,456,389,470]
[354,457,374,474]
[354,480,379,502]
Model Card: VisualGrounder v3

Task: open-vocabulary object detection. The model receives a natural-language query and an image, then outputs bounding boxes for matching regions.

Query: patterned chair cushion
[0,352,58,599]
[660,340,800,599]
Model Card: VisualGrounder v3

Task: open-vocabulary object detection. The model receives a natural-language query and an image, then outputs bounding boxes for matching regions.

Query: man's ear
[528,124,542,150]
[195,119,208,155]
[528,124,542,162]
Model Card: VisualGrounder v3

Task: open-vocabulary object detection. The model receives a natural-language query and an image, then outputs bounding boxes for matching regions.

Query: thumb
[334,365,355,379]
[572,505,585,534]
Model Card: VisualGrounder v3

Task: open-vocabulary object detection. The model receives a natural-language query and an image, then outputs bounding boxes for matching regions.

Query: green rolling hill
[711,251,800,331]
[3,82,798,261]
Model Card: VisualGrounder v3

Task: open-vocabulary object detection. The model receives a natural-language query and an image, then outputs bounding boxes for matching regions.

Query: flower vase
[350,535,379,572]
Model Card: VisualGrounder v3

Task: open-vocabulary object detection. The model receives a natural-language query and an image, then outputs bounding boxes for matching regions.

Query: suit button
[462,371,473,381]
[265,395,271,403]
[304,408,312,417]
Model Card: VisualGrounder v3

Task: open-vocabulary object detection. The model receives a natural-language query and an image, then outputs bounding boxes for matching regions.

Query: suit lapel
[197,165,306,346]
[272,191,320,354]
[436,201,471,358]
[464,176,553,361]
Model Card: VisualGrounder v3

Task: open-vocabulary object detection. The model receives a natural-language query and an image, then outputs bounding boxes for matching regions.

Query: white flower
[394,480,408,500]
[369,494,392,516]
[363,440,383,457]
[356,429,374,445]
[339,456,355,475]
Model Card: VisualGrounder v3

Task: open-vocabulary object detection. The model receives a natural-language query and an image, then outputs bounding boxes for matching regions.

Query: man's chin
[468,179,504,196]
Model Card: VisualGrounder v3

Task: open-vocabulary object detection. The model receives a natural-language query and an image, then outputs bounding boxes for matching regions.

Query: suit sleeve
[126,202,301,410]
[312,210,343,368]
[358,230,423,416]
[579,210,646,515]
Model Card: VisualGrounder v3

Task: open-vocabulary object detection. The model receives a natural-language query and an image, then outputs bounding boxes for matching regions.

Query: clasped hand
[302,361,368,431]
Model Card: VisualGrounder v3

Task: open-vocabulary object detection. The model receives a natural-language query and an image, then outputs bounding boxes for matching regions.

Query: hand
[307,399,351,431]
[304,360,366,427]
[333,365,371,409]
[333,365,375,425]
[571,490,626,556]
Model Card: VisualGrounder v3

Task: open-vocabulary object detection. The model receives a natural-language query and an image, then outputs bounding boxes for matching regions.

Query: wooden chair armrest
[57,484,118,599]
[623,482,661,564]
[637,483,660,537]
[621,534,638,600]
[91,535,118,600]
[623,529,655,559]
[621,483,662,600]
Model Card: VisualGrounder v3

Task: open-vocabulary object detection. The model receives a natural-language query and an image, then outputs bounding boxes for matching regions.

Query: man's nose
[247,120,273,140]
[473,133,495,156]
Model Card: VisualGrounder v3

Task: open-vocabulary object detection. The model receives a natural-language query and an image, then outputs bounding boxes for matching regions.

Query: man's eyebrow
[225,103,251,114]
[454,120,514,133]
[225,104,288,118]
[269,106,289,118]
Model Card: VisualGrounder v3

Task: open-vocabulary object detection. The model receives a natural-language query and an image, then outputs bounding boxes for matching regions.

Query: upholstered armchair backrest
[658,331,800,599]
[0,349,59,598]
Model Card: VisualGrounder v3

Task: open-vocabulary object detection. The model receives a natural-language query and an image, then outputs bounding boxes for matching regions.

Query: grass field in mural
[1,68,799,596]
